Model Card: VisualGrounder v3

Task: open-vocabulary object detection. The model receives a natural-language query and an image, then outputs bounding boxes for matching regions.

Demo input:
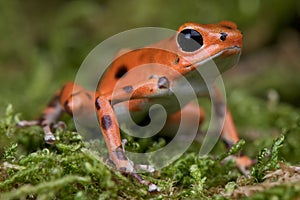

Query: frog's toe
[131,172,160,193]
[148,183,160,193]
[44,132,56,144]
[53,121,67,130]
[222,155,255,176]
[235,155,256,176]
[17,120,40,127]
[135,164,155,173]
[236,155,254,168]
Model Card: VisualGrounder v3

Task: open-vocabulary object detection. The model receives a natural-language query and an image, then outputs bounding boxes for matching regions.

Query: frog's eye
[177,29,203,52]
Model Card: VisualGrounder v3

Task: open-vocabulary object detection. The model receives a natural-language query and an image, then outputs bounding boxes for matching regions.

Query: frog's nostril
[220,32,228,41]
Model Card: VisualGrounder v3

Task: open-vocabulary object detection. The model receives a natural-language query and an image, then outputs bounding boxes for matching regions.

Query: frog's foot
[109,144,159,192]
[236,155,257,176]
[110,158,159,192]
[119,164,159,192]
[18,120,66,145]
[44,121,68,144]
[43,129,56,144]
[121,139,155,173]
[131,172,159,193]
[223,155,256,176]
[119,139,158,190]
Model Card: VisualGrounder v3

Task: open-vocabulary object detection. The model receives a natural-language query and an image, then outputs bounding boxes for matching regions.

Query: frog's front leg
[95,96,158,192]
[95,77,170,191]
[18,82,94,144]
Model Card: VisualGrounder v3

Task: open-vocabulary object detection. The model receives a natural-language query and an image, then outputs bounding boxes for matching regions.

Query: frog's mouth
[174,46,241,96]
[187,46,241,73]
[211,46,241,73]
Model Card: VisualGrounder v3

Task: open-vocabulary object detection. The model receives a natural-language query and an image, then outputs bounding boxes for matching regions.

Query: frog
[18,21,253,192]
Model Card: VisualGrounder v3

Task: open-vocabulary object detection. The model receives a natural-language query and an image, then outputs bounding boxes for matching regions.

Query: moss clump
[0,93,300,199]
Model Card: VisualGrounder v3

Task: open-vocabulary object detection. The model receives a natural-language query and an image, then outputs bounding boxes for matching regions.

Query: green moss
[250,135,285,182]
[1,83,300,199]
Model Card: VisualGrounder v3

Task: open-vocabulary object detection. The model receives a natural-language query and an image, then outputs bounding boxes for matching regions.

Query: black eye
[177,29,203,52]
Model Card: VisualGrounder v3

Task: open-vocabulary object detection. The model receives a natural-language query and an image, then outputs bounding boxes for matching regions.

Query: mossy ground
[1,89,300,199]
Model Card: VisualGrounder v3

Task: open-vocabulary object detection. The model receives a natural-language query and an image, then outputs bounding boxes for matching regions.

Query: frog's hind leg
[160,101,205,140]
[18,89,64,144]
[18,82,95,144]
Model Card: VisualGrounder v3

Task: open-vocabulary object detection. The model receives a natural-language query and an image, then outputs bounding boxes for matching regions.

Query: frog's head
[175,21,243,73]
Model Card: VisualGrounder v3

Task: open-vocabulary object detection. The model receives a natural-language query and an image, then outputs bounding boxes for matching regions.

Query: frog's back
[98,47,178,95]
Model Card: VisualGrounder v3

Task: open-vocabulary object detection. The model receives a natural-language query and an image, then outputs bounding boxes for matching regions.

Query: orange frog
[19,21,252,192]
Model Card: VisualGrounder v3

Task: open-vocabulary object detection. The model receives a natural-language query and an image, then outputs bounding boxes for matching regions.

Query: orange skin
[19,21,252,192]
